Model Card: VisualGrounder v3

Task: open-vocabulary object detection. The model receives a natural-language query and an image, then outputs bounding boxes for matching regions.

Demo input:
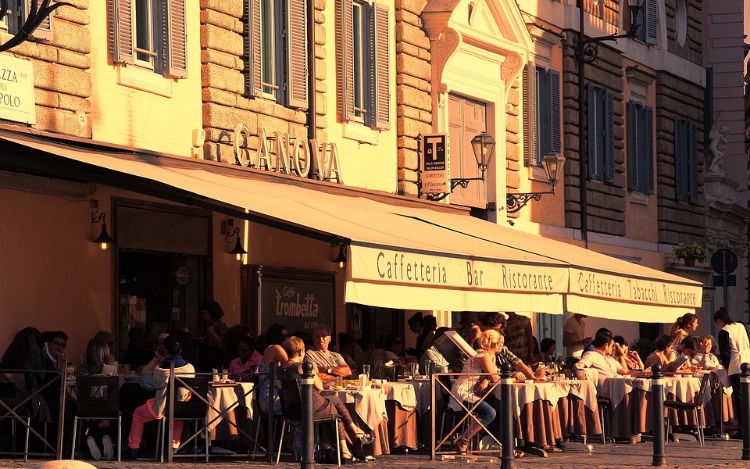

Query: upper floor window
[588,84,614,183]
[336,0,390,130]
[627,101,654,194]
[525,65,560,165]
[7,0,53,41]
[633,0,657,44]
[108,0,187,78]
[245,0,308,108]
[674,116,697,203]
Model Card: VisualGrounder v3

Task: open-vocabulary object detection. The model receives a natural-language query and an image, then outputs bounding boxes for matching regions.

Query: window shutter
[244,0,263,97]
[373,3,390,129]
[627,101,638,191]
[674,117,688,202]
[163,0,187,78]
[336,0,355,121]
[286,0,308,109]
[587,84,597,179]
[523,64,537,166]
[550,70,561,153]
[646,0,657,45]
[688,121,697,203]
[605,90,615,183]
[645,106,654,194]
[28,0,52,41]
[108,0,134,65]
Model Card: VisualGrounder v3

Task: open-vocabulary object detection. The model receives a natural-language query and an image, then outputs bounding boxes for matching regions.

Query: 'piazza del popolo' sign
[230,124,344,183]
[0,55,35,125]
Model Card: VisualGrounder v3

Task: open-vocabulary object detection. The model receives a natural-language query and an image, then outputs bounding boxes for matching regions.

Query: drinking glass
[362,364,371,381]
[408,362,418,379]
[423,359,432,378]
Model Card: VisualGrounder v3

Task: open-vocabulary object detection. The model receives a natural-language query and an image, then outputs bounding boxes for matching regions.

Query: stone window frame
[336,0,391,144]
[244,0,308,109]
[107,0,188,83]
[632,0,658,45]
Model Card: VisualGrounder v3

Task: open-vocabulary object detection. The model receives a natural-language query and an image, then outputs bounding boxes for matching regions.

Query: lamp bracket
[506,191,555,214]
[0,0,72,53]
[91,201,106,224]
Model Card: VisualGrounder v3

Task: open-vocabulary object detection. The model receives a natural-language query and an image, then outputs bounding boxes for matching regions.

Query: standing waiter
[715,308,750,439]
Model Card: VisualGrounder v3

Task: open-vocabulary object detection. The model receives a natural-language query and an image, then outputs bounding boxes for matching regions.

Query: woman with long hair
[76,337,118,460]
[257,324,289,415]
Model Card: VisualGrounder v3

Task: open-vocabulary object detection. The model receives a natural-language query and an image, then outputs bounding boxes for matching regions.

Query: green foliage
[672,242,707,261]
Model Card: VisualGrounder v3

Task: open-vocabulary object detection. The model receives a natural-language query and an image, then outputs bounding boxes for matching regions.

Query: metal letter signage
[421,133,449,194]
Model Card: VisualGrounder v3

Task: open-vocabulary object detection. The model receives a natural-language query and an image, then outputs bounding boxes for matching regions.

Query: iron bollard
[651,364,665,466]
[741,363,750,460]
[300,361,316,469]
[500,362,515,469]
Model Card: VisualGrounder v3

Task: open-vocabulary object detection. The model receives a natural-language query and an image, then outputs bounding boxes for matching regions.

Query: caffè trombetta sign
[346,244,568,313]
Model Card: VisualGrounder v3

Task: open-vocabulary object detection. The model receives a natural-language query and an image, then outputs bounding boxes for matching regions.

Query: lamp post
[576,0,643,247]
[506,152,566,213]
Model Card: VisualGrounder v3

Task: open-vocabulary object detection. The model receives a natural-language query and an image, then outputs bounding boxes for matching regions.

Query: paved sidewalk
[2,440,750,469]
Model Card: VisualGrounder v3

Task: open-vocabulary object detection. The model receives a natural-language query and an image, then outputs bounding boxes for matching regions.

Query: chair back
[76,375,120,418]
[167,376,209,420]
[696,373,711,405]
[276,378,303,421]
[0,372,29,417]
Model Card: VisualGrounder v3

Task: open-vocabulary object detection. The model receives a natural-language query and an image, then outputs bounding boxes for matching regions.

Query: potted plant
[672,242,707,267]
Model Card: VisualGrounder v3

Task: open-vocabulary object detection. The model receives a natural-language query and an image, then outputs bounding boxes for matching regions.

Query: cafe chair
[158,376,210,462]
[71,375,121,462]
[275,377,341,466]
[596,397,611,444]
[0,372,33,461]
[664,373,711,446]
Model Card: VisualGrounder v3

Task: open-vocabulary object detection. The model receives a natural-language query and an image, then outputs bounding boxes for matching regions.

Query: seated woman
[228,336,262,379]
[257,324,289,416]
[644,334,683,372]
[612,336,645,371]
[76,337,118,460]
[280,336,373,461]
[448,329,501,454]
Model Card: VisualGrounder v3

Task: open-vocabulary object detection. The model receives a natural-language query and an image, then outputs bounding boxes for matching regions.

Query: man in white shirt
[574,330,638,390]
[305,325,352,384]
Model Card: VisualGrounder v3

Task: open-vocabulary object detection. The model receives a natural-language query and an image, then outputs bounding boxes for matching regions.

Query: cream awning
[0,129,702,321]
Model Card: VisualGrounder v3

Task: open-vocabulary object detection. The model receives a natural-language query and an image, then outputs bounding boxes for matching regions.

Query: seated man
[305,325,351,384]
[573,330,641,390]
[495,331,545,382]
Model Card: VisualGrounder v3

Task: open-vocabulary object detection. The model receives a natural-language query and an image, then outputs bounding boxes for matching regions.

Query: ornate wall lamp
[506,152,566,213]
[418,132,495,202]
[223,219,247,255]
[332,242,348,268]
[91,200,113,250]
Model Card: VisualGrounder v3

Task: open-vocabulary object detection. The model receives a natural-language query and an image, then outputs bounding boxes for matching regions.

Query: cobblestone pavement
[3,440,750,469]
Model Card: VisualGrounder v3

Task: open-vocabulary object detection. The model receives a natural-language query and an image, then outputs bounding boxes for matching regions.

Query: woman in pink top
[228,336,262,377]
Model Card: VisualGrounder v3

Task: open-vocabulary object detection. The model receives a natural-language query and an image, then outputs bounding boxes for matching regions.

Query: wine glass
[362,364,371,382]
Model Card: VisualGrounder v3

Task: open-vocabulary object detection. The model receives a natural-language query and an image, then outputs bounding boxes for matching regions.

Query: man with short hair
[305,325,351,384]
[573,331,639,390]
[42,330,68,370]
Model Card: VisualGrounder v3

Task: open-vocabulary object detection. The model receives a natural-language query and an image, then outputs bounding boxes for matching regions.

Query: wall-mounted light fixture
[418,131,496,202]
[91,200,114,250]
[224,219,247,255]
[332,242,348,268]
[506,152,566,213]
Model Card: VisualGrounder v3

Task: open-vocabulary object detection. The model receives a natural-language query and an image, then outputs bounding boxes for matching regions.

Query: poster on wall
[243,266,335,340]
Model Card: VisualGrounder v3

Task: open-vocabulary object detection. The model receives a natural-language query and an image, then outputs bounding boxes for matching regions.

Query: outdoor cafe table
[381,381,420,450]
[321,386,389,456]
[492,379,601,449]
[207,381,254,440]
[599,375,710,440]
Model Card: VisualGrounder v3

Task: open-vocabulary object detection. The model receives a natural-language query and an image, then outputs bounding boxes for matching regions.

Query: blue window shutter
[605,90,615,183]
[627,101,638,191]
[645,106,654,194]
[646,0,658,45]
[688,121,697,203]
[550,70,561,153]
[524,64,537,166]
[286,0,308,109]
[537,68,550,162]
[373,3,390,129]
[587,84,597,179]
[674,117,687,202]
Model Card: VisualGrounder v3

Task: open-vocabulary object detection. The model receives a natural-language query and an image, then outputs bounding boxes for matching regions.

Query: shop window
[633,0,657,45]
[525,64,560,165]
[245,0,308,108]
[674,116,697,203]
[627,101,654,194]
[6,0,53,41]
[587,84,614,183]
[107,0,187,78]
[336,0,390,130]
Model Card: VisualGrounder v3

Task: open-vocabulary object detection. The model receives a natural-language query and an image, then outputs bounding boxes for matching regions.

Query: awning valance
[0,129,702,322]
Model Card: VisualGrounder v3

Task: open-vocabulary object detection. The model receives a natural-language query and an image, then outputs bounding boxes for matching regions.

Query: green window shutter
[645,106,654,194]
[244,0,263,97]
[646,0,658,45]
[523,63,537,166]
[336,0,355,122]
[688,121,697,203]
[550,70,561,153]
[587,84,597,179]
[163,0,187,78]
[108,0,134,65]
[674,117,688,202]
[627,101,638,191]
[605,90,615,183]
[373,3,390,130]
[286,0,308,109]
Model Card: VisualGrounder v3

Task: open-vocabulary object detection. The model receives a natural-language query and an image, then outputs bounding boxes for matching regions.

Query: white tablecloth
[207,382,254,431]
[379,382,417,411]
[321,387,388,428]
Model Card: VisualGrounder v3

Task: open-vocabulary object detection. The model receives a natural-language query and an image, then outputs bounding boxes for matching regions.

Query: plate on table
[210,381,236,387]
